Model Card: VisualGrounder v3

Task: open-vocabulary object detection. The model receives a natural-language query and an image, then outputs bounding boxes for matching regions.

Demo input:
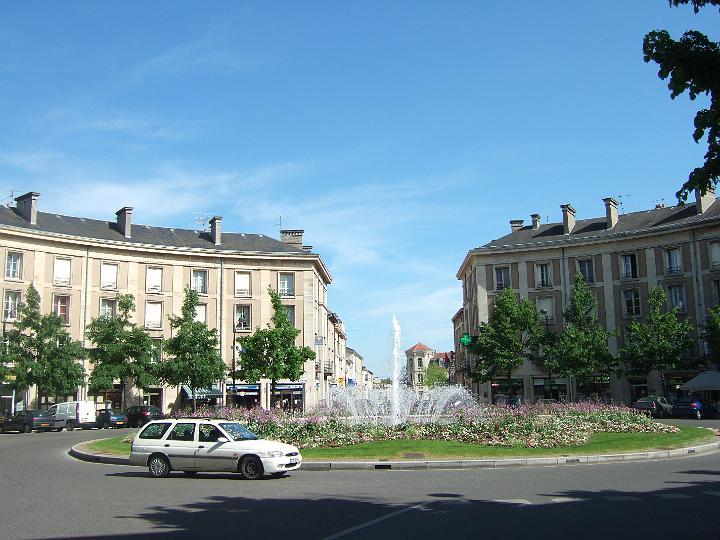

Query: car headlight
[267,450,284,458]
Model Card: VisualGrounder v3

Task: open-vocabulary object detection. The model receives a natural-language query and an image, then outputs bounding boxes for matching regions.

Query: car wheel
[148,454,171,478]
[183,471,198,476]
[696,410,702,420]
[66,421,74,431]
[23,424,31,434]
[239,455,264,480]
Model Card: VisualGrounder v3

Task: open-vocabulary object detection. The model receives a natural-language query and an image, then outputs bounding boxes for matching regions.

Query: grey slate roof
[0,205,305,254]
[480,200,720,251]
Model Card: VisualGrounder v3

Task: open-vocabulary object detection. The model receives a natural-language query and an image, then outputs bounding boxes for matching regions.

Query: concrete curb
[70,438,720,471]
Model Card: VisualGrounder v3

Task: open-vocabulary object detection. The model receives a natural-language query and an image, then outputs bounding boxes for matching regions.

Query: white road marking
[494,499,532,505]
[603,496,641,502]
[551,497,584,504]
[320,505,422,540]
[655,493,692,499]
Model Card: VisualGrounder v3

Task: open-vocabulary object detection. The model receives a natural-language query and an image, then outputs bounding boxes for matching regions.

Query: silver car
[129,418,302,479]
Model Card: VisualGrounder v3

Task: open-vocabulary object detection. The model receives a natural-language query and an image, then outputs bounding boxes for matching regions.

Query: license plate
[115,422,124,425]
[289,458,299,464]
[39,423,49,427]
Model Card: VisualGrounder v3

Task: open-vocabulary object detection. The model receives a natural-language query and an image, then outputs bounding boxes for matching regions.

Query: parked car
[0,410,54,433]
[95,409,128,429]
[672,397,719,419]
[125,405,165,428]
[632,396,673,418]
[129,418,302,479]
[47,401,98,431]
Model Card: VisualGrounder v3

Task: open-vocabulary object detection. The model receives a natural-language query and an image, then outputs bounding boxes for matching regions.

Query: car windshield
[219,423,259,441]
[107,409,123,414]
[33,411,51,417]
[636,398,652,403]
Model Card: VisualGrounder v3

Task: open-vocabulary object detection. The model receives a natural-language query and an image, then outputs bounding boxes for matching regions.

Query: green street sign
[460,333,472,346]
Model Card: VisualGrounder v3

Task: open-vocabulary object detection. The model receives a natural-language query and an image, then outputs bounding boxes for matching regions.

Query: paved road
[1,426,719,539]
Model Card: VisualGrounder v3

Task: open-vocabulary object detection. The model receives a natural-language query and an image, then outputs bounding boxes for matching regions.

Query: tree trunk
[546,370,553,399]
[271,379,277,409]
[120,381,126,411]
[507,370,514,400]
[660,371,667,399]
[192,388,197,412]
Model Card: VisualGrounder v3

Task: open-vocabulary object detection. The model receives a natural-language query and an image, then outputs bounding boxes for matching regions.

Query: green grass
[86,435,133,455]
[85,425,715,460]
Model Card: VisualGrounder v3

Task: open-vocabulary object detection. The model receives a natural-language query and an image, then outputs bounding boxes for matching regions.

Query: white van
[47,401,97,431]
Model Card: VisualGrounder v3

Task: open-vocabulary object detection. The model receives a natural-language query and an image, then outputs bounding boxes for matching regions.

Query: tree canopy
[545,274,617,386]
[424,362,449,388]
[237,286,315,402]
[620,286,694,394]
[466,288,543,398]
[4,283,85,408]
[86,294,157,409]
[157,288,225,411]
[702,304,720,363]
[644,0,720,200]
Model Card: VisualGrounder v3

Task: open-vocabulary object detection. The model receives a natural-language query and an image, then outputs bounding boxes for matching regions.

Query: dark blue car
[95,409,128,429]
[672,397,719,420]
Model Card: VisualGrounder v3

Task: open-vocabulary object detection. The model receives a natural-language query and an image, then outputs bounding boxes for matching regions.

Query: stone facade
[455,189,720,405]
[0,192,346,414]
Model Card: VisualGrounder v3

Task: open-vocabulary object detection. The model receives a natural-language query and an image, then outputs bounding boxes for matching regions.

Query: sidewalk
[69,438,720,471]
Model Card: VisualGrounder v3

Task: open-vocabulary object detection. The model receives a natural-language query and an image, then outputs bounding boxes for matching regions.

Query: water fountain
[326,315,476,424]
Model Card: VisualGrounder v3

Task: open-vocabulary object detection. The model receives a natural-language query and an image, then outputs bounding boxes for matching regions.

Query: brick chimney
[603,197,618,229]
[561,204,576,235]
[209,216,222,245]
[509,219,524,233]
[115,207,133,238]
[530,214,541,230]
[280,229,304,248]
[14,192,40,225]
[695,185,716,215]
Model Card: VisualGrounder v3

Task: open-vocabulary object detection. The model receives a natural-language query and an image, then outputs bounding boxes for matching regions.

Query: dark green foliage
[466,288,543,397]
[644,1,720,200]
[237,286,315,400]
[620,287,695,393]
[157,288,225,411]
[702,304,720,363]
[545,274,618,386]
[4,283,85,407]
[86,294,157,408]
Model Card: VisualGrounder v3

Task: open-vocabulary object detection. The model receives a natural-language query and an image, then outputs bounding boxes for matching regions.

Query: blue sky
[0,1,716,377]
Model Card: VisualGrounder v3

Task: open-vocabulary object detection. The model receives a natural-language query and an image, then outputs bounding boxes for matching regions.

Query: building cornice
[0,222,333,283]
[457,212,720,278]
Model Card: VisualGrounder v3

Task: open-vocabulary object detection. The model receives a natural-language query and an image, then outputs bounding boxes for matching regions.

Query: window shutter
[54,258,71,285]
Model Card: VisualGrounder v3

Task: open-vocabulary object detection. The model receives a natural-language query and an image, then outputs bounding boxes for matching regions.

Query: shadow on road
[54,475,720,539]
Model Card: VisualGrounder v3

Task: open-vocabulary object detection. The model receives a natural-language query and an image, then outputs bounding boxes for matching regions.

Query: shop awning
[680,371,720,391]
[226,384,260,392]
[181,385,223,398]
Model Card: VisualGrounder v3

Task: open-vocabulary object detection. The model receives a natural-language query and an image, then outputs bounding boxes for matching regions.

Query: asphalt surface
[0,423,719,539]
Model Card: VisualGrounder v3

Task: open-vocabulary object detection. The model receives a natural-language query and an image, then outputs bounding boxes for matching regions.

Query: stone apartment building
[0,191,350,414]
[405,343,453,392]
[455,188,720,405]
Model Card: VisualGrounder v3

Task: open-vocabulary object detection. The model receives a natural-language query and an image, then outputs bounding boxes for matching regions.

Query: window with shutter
[100,263,118,290]
[54,258,71,286]
[146,267,163,293]
[145,301,163,329]
[235,272,251,297]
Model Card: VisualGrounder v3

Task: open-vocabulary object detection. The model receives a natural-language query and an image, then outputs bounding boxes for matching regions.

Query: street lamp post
[539,308,552,399]
[231,322,237,408]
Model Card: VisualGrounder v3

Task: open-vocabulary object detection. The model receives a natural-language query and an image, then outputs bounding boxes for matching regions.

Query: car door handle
[198,445,205,449]
[164,444,170,447]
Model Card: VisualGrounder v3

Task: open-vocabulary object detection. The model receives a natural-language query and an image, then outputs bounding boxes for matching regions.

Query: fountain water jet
[324,315,476,424]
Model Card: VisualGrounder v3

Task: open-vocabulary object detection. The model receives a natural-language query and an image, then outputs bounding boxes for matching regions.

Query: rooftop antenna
[1,189,16,206]
[617,194,631,214]
[276,214,288,229]
[192,212,211,232]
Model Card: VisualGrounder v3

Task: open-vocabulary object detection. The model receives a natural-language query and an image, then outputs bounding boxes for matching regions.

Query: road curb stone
[69,438,720,471]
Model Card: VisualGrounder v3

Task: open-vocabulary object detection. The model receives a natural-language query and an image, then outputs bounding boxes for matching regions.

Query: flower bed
[173,402,678,449]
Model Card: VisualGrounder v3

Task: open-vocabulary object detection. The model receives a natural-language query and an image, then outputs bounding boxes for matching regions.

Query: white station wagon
[129,418,302,479]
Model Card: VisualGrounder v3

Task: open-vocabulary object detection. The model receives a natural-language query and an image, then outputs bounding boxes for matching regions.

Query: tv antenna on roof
[276,214,288,229]
[1,189,17,206]
[617,194,631,214]
[192,212,211,231]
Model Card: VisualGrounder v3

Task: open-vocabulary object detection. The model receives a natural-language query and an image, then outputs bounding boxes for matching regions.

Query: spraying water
[325,316,476,424]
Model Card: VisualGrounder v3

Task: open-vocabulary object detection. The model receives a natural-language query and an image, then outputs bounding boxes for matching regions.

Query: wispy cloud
[133,32,253,80]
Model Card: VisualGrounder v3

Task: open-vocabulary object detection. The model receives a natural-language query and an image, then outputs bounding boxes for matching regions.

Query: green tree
[5,283,85,409]
[466,288,543,400]
[424,362,449,388]
[157,288,225,412]
[86,294,157,410]
[620,286,695,396]
[643,0,720,201]
[237,286,315,405]
[545,274,618,393]
[702,304,720,363]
